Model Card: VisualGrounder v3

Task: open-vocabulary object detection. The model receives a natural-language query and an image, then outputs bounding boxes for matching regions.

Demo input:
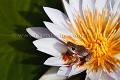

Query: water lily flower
[27,0,120,80]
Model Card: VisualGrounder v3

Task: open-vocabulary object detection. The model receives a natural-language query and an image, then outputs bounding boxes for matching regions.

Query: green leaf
[0,0,63,80]
[0,0,85,80]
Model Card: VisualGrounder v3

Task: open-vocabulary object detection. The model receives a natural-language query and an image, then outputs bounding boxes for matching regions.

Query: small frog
[66,42,93,62]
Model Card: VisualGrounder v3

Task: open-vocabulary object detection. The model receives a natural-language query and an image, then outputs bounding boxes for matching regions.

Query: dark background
[0,0,85,80]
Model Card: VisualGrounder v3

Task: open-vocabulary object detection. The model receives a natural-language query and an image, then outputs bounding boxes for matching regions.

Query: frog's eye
[71,46,75,51]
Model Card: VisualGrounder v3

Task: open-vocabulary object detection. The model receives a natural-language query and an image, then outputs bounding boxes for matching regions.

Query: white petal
[95,0,107,14]
[82,0,95,12]
[26,27,54,39]
[106,0,113,13]
[115,68,120,79]
[112,0,120,14]
[85,75,91,80]
[43,7,69,29]
[44,57,67,66]
[69,0,83,16]
[62,0,77,29]
[39,67,67,80]
[111,1,120,25]
[107,68,120,80]
[109,0,115,8]
[107,0,120,26]
[87,69,102,80]
[33,38,67,56]
[114,53,120,60]
[99,71,114,80]
[68,65,87,77]
[69,0,80,11]
[57,66,72,76]
[44,22,73,40]
[107,72,119,80]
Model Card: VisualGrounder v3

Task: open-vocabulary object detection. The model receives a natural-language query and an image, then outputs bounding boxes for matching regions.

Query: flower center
[88,36,109,58]
[62,9,120,72]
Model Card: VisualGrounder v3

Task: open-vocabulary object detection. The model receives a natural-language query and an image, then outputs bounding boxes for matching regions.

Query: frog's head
[66,42,88,58]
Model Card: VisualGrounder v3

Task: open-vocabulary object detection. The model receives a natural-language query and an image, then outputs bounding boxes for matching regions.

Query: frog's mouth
[62,50,92,67]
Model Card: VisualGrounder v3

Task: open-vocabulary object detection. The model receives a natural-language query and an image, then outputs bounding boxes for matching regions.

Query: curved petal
[33,38,67,56]
[39,67,67,80]
[106,0,114,13]
[44,57,68,66]
[99,71,114,80]
[44,22,73,40]
[69,0,83,17]
[43,7,70,29]
[107,68,120,80]
[111,1,120,25]
[85,76,91,80]
[112,0,120,14]
[26,27,54,39]
[68,65,87,77]
[95,0,107,14]
[82,0,95,13]
[109,0,115,8]
[57,66,72,76]
[62,0,77,29]
[87,69,102,80]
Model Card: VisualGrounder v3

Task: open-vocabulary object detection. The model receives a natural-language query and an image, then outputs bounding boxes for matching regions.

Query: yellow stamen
[62,9,120,72]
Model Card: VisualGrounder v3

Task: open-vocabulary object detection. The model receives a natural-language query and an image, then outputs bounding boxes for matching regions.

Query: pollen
[62,9,120,72]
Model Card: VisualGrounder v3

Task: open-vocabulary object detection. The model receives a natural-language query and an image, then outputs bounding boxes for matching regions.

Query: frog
[66,42,93,62]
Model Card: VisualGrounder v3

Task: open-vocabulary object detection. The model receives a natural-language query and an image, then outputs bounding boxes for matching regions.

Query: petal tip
[33,40,39,47]
[43,6,48,10]
[43,59,51,66]
[26,28,31,34]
